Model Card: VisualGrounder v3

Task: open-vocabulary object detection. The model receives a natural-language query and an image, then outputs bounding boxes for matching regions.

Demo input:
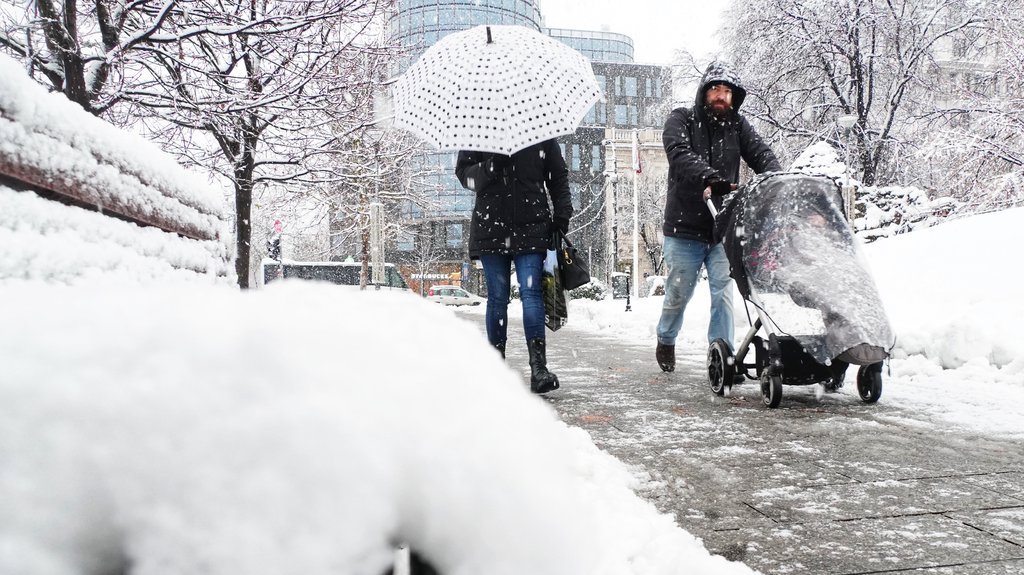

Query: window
[446,223,463,248]
[591,145,602,173]
[571,144,581,170]
[624,77,637,97]
[396,232,414,251]
[615,104,628,126]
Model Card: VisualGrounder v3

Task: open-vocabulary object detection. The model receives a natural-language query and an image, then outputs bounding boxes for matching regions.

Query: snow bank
[0,281,757,575]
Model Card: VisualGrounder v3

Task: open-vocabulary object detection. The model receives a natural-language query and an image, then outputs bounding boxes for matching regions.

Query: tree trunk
[234,161,255,289]
[860,145,876,186]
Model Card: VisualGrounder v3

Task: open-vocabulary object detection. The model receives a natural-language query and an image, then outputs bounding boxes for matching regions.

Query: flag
[631,130,642,174]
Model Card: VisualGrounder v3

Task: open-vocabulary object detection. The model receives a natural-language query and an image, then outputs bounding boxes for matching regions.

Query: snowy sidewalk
[481,313,1024,575]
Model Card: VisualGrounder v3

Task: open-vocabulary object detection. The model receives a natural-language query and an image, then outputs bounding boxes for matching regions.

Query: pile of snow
[790,141,959,242]
[0,281,758,575]
[789,141,847,180]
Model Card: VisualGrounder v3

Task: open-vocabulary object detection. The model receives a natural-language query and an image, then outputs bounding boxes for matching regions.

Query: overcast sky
[538,0,726,65]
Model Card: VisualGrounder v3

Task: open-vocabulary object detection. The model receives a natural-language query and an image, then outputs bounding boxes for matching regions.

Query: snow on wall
[0,184,232,285]
[0,53,225,242]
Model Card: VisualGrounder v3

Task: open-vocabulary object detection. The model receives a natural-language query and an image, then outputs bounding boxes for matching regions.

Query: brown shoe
[656,343,675,372]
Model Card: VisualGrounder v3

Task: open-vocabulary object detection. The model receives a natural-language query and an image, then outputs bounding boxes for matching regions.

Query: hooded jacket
[662,61,781,243]
[455,139,573,258]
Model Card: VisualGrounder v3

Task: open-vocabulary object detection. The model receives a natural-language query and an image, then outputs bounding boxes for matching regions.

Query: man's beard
[704,102,733,119]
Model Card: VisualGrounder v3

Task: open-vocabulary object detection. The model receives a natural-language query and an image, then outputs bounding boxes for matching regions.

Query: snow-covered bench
[0,54,231,285]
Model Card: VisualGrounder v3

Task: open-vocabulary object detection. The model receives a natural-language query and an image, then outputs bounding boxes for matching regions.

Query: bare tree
[610,167,667,277]
[632,167,668,275]
[2,0,404,288]
[402,222,447,296]
[910,5,1024,212]
[1,0,168,114]
[719,0,998,186]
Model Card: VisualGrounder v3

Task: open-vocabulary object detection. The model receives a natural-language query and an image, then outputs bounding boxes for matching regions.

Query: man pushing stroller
[655,61,782,373]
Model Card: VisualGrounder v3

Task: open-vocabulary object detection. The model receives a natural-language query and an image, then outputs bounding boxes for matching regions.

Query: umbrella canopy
[391,25,603,155]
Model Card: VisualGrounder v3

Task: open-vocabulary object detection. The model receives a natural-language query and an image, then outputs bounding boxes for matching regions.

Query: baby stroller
[707,172,895,408]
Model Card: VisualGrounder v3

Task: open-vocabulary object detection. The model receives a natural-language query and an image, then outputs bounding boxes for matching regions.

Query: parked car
[426,284,484,306]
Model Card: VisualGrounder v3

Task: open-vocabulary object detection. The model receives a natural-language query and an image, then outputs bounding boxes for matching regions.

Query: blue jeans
[479,253,545,344]
[656,237,735,350]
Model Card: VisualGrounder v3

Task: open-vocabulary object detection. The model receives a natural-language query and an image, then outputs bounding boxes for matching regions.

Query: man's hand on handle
[703,178,738,201]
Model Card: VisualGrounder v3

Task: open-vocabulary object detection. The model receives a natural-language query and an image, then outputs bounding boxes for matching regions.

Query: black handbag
[556,232,591,290]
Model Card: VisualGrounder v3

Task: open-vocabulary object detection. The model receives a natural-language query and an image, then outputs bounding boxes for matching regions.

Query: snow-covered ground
[4,47,1020,574]
[566,206,1024,440]
[1,284,759,575]
[4,206,1020,575]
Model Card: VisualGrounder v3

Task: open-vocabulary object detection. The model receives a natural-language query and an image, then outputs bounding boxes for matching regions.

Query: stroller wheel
[707,339,735,396]
[761,372,783,408]
[856,362,883,403]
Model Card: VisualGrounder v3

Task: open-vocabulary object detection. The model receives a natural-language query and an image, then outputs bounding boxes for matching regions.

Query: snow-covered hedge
[791,142,958,242]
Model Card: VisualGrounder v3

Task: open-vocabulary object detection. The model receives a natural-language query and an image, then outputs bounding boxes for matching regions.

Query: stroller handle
[706,197,719,217]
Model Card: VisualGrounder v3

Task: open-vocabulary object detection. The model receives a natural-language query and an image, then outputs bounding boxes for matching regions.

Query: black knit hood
[695,61,747,113]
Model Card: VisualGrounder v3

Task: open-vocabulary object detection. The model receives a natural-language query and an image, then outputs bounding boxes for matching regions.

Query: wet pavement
[468,312,1024,575]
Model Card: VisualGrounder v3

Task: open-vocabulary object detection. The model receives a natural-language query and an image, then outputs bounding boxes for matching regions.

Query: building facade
[381,1,672,294]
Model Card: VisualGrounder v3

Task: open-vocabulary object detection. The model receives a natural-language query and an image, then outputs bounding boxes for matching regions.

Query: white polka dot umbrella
[391,24,604,155]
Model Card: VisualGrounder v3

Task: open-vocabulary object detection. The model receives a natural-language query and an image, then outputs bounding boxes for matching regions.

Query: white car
[426,284,484,306]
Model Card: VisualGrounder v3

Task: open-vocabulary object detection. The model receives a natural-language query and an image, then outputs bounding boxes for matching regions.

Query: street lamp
[836,115,858,222]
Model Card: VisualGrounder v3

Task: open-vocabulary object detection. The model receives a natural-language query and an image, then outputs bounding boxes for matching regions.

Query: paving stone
[868,558,1024,574]
[963,472,1024,501]
[946,507,1024,546]
[745,476,1023,523]
[699,515,1024,575]
[461,313,1024,575]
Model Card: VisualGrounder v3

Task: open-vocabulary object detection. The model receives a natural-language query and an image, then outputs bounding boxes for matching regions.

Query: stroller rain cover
[715,173,895,365]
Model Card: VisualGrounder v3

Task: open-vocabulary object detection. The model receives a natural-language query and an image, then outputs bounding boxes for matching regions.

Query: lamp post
[624,265,632,312]
[630,129,640,301]
[602,138,619,287]
[836,115,857,222]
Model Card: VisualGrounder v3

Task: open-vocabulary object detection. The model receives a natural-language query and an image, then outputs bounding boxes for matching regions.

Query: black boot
[527,338,559,394]
[493,341,506,359]
[656,343,675,372]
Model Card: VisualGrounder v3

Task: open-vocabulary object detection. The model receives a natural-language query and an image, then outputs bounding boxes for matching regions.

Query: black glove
[486,154,512,174]
[552,217,570,236]
[706,177,736,197]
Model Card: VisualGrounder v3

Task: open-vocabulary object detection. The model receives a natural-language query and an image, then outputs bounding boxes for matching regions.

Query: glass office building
[544,28,634,64]
[385,0,670,292]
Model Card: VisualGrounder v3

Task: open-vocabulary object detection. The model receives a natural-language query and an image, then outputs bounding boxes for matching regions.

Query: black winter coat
[662,61,782,243]
[456,139,573,258]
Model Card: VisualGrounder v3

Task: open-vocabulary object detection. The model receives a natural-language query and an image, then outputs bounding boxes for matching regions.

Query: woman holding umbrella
[456,139,573,394]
